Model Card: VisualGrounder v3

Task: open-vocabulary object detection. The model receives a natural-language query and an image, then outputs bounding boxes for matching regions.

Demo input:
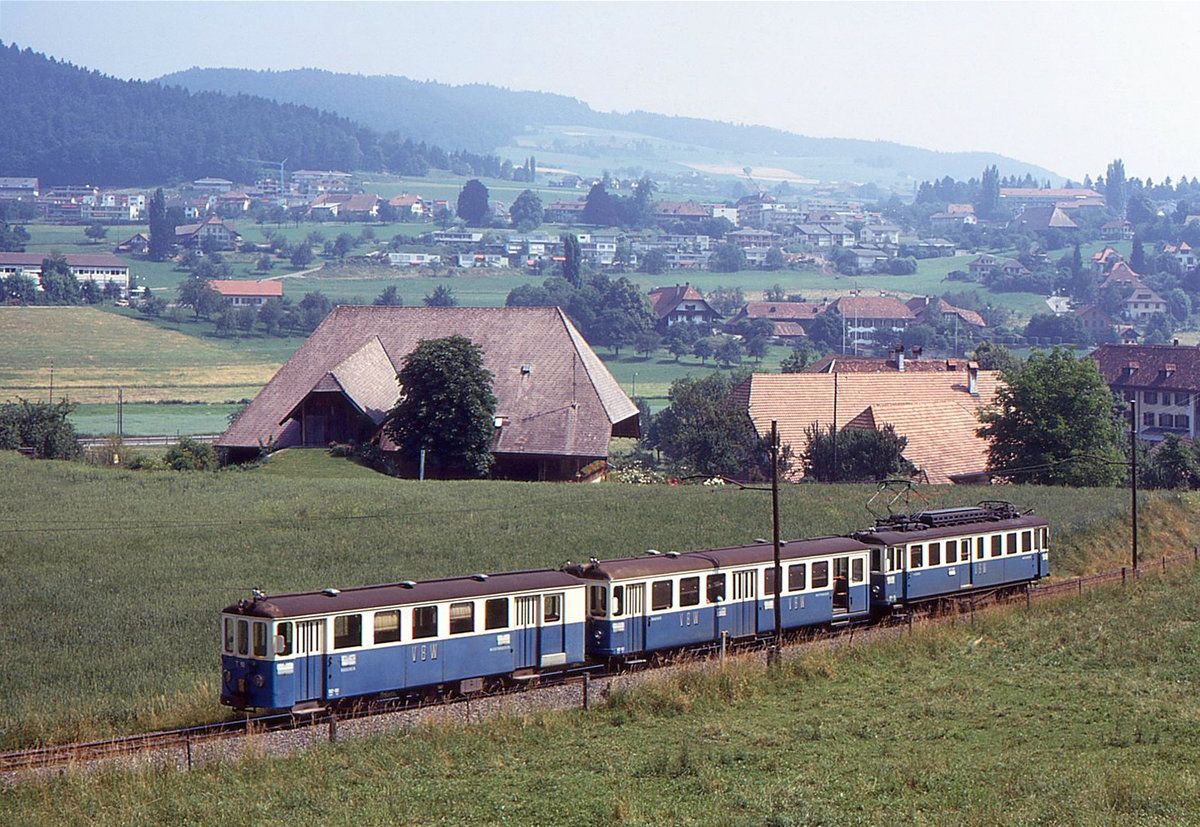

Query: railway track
[5,548,1196,781]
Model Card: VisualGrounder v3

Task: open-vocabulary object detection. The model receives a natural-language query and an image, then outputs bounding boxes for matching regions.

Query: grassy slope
[0,447,1170,751]
[5,529,1199,823]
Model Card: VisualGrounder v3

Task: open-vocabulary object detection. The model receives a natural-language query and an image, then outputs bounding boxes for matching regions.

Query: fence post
[720,631,727,662]
[185,733,192,771]
[1078,577,1083,596]
[329,711,337,743]
[582,673,590,710]
[1163,556,1167,573]
[907,613,913,636]
[1194,546,1198,562]
[1026,584,1031,611]
[1122,567,1127,585]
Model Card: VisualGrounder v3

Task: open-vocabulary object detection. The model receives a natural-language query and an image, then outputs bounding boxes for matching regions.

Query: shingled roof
[218,306,639,466]
[1091,343,1200,390]
[733,371,1000,483]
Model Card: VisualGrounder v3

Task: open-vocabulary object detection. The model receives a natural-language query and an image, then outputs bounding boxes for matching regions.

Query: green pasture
[70,402,244,437]
[0,444,1170,751]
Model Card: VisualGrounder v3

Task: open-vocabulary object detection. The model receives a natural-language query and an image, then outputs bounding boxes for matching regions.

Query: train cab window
[412,606,437,640]
[680,577,701,607]
[237,619,249,656]
[707,574,726,603]
[871,548,883,573]
[334,614,362,649]
[851,558,864,584]
[946,540,958,564]
[811,561,829,589]
[1022,531,1033,552]
[612,585,625,617]
[275,622,293,656]
[763,566,777,595]
[887,547,901,573]
[976,537,985,560]
[374,610,401,644]
[929,543,941,566]
[991,535,1003,557]
[588,586,607,617]
[910,545,924,569]
[449,602,475,635]
[224,619,235,654]
[652,580,673,610]
[485,597,509,629]
[544,593,562,623]
[252,622,268,657]
[788,563,806,591]
[1006,533,1018,554]
[1041,527,1049,549]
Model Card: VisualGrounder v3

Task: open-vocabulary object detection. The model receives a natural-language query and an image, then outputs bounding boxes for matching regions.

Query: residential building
[1163,242,1198,270]
[648,284,722,331]
[388,193,426,218]
[192,177,235,193]
[216,306,640,480]
[543,201,586,223]
[999,187,1105,210]
[1101,220,1135,241]
[1124,285,1168,323]
[0,252,131,294]
[653,201,709,226]
[432,230,484,246]
[1072,304,1118,341]
[208,279,283,307]
[904,296,986,332]
[0,177,39,200]
[1091,344,1200,440]
[175,216,242,250]
[833,295,917,351]
[725,301,828,338]
[387,252,442,267]
[292,170,352,196]
[1010,205,1078,232]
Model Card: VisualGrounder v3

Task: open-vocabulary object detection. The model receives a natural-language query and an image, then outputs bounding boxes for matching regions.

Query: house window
[1123,391,1135,402]
[1177,415,1191,430]
[1160,414,1174,427]
[1144,412,1155,427]
[1145,391,1158,405]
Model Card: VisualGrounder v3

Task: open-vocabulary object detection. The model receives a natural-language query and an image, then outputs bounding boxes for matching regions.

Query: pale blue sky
[1,1,1194,183]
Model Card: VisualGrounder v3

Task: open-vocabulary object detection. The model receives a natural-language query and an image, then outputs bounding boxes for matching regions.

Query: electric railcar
[220,502,1049,711]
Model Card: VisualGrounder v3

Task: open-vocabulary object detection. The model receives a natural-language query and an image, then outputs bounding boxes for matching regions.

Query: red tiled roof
[647,284,713,319]
[806,355,971,374]
[654,201,708,218]
[389,194,423,207]
[1091,344,1200,391]
[738,301,827,320]
[208,279,284,298]
[834,296,915,320]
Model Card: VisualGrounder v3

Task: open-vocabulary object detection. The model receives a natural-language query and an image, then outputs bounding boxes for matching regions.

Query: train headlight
[253,674,265,688]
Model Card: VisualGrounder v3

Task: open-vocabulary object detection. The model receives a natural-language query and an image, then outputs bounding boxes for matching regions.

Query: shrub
[163,438,217,471]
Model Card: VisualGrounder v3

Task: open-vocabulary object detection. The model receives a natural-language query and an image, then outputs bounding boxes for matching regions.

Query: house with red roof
[175,216,242,250]
[388,193,426,218]
[833,295,916,351]
[208,279,284,307]
[724,301,828,338]
[1091,343,1200,440]
[647,284,722,332]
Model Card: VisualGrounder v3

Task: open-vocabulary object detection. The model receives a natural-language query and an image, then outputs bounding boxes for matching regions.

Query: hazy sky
[2,1,1194,183]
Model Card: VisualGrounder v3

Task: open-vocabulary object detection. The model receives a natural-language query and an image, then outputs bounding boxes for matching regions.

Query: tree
[164,437,217,470]
[639,248,668,275]
[1144,434,1200,490]
[147,187,171,262]
[509,189,543,231]
[373,285,404,306]
[806,309,844,353]
[763,247,786,271]
[634,330,662,358]
[780,343,815,373]
[802,423,915,482]
[80,280,101,305]
[665,322,701,361]
[692,337,714,364]
[977,348,1125,486]
[255,254,274,272]
[1131,238,1147,271]
[39,255,80,304]
[456,179,490,226]
[1024,312,1088,345]
[84,223,107,243]
[1106,159,1128,217]
[290,243,314,268]
[715,337,745,368]
[177,275,223,318]
[561,234,582,287]
[972,340,1021,373]
[383,335,497,478]
[651,372,768,478]
[711,242,746,273]
[424,284,457,307]
[0,399,81,459]
[258,298,284,335]
[298,291,333,329]
[978,164,1001,219]
[706,285,745,316]
[581,181,619,226]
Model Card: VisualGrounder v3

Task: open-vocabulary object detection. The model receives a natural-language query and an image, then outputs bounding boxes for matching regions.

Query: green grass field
[70,402,244,437]
[0,446,1172,752]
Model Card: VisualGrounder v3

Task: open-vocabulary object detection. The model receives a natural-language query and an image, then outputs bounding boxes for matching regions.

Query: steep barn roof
[217,306,639,461]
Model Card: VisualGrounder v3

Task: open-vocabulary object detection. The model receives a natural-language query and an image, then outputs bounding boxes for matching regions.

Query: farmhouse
[207,279,284,307]
[648,283,722,331]
[217,306,640,480]
[1091,343,1200,441]
[175,216,242,250]
[0,251,131,294]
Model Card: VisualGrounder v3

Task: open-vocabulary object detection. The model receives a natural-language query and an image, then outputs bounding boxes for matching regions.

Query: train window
[588,586,607,617]
[910,545,924,569]
[237,619,249,656]
[707,574,726,603]
[851,558,864,583]
[680,577,700,606]
[946,540,958,564]
[976,537,985,560]
[612,585,625,617]
[374,610,401,644]
[652,580,673,610]
[887,547,901,572]
[544,593,562,622]
[485,597,509,629]
[1041,528,1049,548]
[811,561,829,589]
[870,548,882,573]
[1022,531,1032,552]
[275,622,292,656]
[1006,533,1017,554]
[412,606,437,639]
[252,622,268,657]
[788,563,806,591]
[224,618,235,654]
[929,542,941,566]
[991,535,1003,557]
[450,602,474,635]
[334,614,362,649]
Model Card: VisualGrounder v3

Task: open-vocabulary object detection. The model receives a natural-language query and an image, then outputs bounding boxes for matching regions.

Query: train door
[539,592,567,667]
[731,569,757,637]
[295,618,325,702]
[832,557,850,613]
[624,583,646,652]
[515,595,540,668]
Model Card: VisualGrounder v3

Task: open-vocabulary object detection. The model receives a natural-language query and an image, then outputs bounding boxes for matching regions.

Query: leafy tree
[0,399,81,459]
[290,243,314,268]
[509,189,543,231]
[780,343,815,373]
[2,272,38,304]
[257,298,285,335]
[235,305,257,333]
[716,337,745,368]
[1143,434,1200,490]
[255,254,274,272]
[80,280,102,305]
[0,219,30,252]
[706,285,745,317]
[561,233,582,287]
[177,275,224,318]
[384,335,497,478]
[802,423,915,482]
[764,283,787,302]
[84,223,107,243]
[164,437,217,470]
[639,248,668,275]
[977,164,1000,219]
[39,255,80,304]
[711,242,746,273]
[763,246,786,271]
[665,322,701,361]
[424,284,457,307]
[972,340,1021,373]
[692,337,714,364]
[634,330,663,358]
[456,179,490,226]
[298,291,334,329]
[1024,312,1088,345]
[651,372,768,478]
[332,233,355,260]
[1106,158,1128,217]
[147,188,171,262]
[886,256,918,275]
[581,182,619,226]
[374,285,405,306]
[806,309,844,353]
[977,348,1125,486]
[1131,238,1146,271]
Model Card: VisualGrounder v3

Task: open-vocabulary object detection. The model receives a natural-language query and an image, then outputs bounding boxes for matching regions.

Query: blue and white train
[220,502,1049,710]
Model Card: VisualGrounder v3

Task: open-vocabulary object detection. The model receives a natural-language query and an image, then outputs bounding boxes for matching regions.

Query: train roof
[562,535,871,582]
[856,514,1049,546]
[222,569,583,619]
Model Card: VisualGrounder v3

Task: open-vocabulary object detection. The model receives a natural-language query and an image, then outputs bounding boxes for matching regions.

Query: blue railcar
[565,535,873,660]
[220,570,586,710]
[856,504,1050,611]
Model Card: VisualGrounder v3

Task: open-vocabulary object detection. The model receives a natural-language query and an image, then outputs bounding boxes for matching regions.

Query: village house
[648,284,722,332]
[307,192,380,220]
[725,300,827,340]
[1091,247,1124,276]
[998,187,1105,211]
[207,279,283,307]
[292,170,352,197]
[1072,304,1118,341]
[1091,343,1200,441]
[653,201,709,227]
[1101,219,1135,241]
[216,306,640,481]
[0,251,131,295]
[904,296,986,333]
[388,193,426,219]
[834,295,916,351]
[175,216,242,250]
[543,200,586,223]
[1009,204,1078,233]
[1162,242,1198,271]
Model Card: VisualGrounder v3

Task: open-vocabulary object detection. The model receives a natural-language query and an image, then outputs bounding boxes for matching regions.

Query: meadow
[4,496,1199,822]
[0,446,1172,752]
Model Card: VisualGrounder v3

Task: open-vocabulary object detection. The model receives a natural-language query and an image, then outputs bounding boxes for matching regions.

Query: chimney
[968,363,979,396]
[894,344,905,372]
[912,345,923,360]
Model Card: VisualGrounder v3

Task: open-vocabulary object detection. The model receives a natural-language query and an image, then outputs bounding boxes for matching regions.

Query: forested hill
[0,44,505,186]
[159,66,1059,185]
